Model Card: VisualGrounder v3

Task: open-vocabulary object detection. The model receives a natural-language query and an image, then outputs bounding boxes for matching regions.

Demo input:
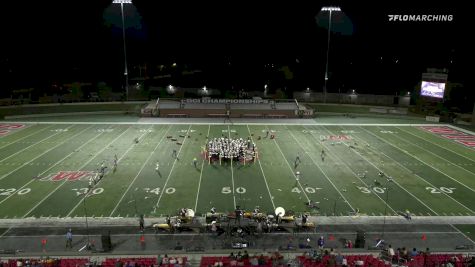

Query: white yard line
[66,127,152,217]
[0,125,86,181]
[449,224,475,245]
[154,125,192,210]
[369,126,475,194]
[392,126,475,175]
[0,126,98,206]
[267,126,311,203]
[194,125,211,212]
[246,125,276,210]
[399,126,475,163]
[321,125,440,215]
[21,126,131,218]
[357,126,475,214]
[303,125,397,215]
[0,125,54,150]
[228,125,237,208]
[109,125,172,216]
[286,126,355,212]
[0,125,76,163]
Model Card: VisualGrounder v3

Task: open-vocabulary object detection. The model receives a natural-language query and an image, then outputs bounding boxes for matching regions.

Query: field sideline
[0,122,474,220]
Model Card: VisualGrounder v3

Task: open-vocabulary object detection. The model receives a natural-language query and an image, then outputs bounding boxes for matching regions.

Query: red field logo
[0,124,25,136]
[39,171,97,182]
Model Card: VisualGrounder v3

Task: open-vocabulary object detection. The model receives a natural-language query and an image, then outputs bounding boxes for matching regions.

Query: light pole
[113,0,132,101]
[321,6,341,103]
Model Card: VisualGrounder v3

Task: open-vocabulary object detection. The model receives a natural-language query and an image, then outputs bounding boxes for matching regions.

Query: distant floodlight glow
[172,63,177,67]
[264,84,268,89]
[113,0,132,3]
[307,87,310,91]
[321,6,341,11]
[203,86,207,91]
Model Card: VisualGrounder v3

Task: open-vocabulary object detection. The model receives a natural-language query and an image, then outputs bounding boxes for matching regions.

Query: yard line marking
[21,125,130,218]
[267,127,311,203]
[0,125,98,206]
[0,125,54,150]
[286,126,354,212]
[368,126,475,194]
[66,127,152,217]
[194,125,211,212]
[394,127,475,175]
[399,126,475,164]
[246,125,276,210]
[449,224,475,245]
[228,125,236,208]
[321,126,439,215]
[0,125,88,181]
[154,125,192,210]
[109,125,172,216]
[304,126,397,214]
[362,128,475,214]
[0,125,76,163]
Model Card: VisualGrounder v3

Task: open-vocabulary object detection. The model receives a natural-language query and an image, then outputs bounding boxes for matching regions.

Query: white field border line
[154,125,192,210]
[267,126,311,203]
[194,125,211,211]
[4,121,450,127]
[321,125,440,216]
[362,126,475,214]
[327,125,475,215]
[404,126,475,163]
[21,125,121,218]
[372,126,475,194]
[394,126,475,175]
[0,125,55,150]
[448,125,475,136]
[286,126,355,212]
[246,125,276,210]
[0,125,85,181]
[302,125,397,215]
[0,126,99,206]
[449,224,475,245]
[66,127,153,217]
[227,125,236,208]
[0,124,76,163]
[109,125,172,216]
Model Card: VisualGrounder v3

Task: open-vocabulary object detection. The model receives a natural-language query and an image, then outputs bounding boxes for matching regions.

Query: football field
[0,122,474,219]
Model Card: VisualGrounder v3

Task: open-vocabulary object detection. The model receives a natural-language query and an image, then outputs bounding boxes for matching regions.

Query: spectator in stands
[162,255,169,265]
[327,255,336,267]
[243,251,249,259]
[387,245,395,262]
[169,257,177,265]
[229,252,236,260]
[157,255,163,266]
[411,248,418,257]
[250,257,258,266]
[336,253,344,266]
[258,255,266,266]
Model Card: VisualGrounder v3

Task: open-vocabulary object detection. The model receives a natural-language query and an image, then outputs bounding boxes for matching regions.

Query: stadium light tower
[113,0,132,101]
[321,6,341,103]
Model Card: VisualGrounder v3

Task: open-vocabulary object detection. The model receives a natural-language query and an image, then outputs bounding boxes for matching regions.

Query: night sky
[0,1,469,97]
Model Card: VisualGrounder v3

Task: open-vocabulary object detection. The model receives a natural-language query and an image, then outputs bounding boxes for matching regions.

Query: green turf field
[0,122,474,219]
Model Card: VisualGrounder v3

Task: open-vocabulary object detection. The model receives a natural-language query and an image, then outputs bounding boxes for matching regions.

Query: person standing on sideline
[172,149,177,159]
[65,229,73,249]
[317,236,325,249]
[155,161,161,177]
[139,215,145,231]
[193,157,198,169]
